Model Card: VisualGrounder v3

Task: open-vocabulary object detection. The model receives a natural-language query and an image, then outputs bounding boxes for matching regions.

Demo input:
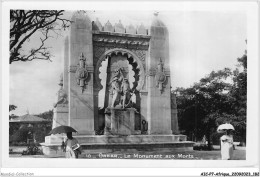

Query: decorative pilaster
[147,13,172,135]
[68,11,95,135]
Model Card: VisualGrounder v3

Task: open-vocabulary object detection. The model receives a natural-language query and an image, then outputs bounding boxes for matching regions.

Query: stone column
[147,14,172,135]
[68,12,95,135]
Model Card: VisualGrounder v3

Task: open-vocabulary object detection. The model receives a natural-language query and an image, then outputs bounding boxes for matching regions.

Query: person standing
[62,132,81,158]
[220,130,234,160]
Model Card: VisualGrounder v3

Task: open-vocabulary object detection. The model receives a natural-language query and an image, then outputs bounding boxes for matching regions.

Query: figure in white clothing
[62,132,81,158]
[220,130,234,160]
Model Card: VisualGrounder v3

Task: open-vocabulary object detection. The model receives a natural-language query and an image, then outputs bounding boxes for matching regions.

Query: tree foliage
[34,110,53,142]
[9,104,17,112]
[10,10,70,64]
[174,50,247,149]
[35,110,53,136]
[36,109,53,121]
[9,104,18,120]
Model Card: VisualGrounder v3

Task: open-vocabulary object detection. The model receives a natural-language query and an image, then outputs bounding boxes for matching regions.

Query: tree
[174,48,247,148]
[175,68,233,150]
[36,109,53,121]
[10,10,70,64]
[9,105,20,144]
[9,104,17,112]
[9,104,18,120]
[229,49,247,144]
[35,110,53,142]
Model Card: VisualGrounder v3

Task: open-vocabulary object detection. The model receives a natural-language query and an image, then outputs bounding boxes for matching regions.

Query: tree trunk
[242,130,246,146]
[206,130,212,150]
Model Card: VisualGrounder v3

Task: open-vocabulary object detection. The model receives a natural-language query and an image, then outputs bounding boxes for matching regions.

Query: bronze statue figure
[121,78,132,109]
[110,77,122,108]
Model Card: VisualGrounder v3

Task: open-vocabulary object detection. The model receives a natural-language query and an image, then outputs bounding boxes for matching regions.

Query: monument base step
[41,134,194,156]
[41,141,194,157]
[44,134,188,144]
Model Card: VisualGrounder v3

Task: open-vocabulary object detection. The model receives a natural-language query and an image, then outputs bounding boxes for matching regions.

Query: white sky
[9,10,246,116]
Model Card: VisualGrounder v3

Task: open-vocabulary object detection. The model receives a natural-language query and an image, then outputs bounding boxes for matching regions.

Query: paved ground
[9,145,246,160]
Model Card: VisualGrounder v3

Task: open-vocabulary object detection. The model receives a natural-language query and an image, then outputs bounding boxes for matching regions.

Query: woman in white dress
[62,132,81,158]
[220,130,234,160]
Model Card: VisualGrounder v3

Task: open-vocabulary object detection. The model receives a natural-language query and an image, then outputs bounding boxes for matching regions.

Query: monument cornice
[93,30,151,39]
[93,31,150,50]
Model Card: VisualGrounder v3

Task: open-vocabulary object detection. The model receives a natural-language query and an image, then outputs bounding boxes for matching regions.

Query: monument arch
[94,48,146,91]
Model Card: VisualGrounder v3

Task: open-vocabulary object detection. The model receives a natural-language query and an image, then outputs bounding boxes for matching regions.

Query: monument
[41,11,193,156]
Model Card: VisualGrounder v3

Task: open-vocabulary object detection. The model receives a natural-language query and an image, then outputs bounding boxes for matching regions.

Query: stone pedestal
[41,135,65,157]
[104,108,139,135]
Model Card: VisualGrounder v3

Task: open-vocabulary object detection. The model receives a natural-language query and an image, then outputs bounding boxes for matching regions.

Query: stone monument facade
[41,11,191,155]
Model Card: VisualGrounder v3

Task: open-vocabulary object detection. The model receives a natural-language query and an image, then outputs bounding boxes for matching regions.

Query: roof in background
[9,114,50,123]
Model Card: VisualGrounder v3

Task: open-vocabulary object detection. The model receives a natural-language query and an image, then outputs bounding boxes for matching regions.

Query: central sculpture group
[110,68,133,109]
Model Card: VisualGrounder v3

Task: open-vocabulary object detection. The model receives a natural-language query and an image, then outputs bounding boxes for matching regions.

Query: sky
[9,10,247,116]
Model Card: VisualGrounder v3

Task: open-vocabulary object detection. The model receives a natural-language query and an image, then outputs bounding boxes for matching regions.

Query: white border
[1,0,259,174]
[0,168,260,177]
